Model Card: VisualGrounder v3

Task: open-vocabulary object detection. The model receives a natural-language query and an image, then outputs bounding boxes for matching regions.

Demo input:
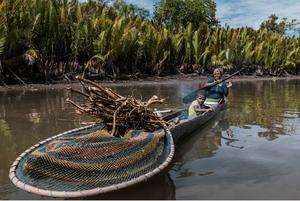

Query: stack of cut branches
[66,76,167,137]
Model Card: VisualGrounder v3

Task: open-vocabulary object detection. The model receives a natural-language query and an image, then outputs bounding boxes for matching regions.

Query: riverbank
[1,74,300,92]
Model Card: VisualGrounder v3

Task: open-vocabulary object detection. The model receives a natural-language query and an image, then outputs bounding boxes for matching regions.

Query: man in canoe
[203,68,232,104]
[188,93,214,117]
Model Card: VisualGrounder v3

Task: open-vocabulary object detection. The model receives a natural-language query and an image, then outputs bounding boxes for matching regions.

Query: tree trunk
[0,59,6,86]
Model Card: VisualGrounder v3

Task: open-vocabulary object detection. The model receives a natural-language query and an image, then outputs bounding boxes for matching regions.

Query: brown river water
[0,78,300,199]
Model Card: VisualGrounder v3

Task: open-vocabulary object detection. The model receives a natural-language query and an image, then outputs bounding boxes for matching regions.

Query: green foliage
[153,0,218,28]
[260,14,299,36]
[0,0,300,82]
[0,36,5,55]
[112,0,150,19]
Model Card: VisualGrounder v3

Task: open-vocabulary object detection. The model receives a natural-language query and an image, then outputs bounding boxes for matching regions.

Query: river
[0,78,300,199]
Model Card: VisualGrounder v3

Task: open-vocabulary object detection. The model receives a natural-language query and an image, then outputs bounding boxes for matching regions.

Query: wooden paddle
[182,68,245,104]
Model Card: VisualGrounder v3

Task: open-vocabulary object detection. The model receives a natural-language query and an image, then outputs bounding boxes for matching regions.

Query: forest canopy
[0,0,300,85]
[153,0,218,28]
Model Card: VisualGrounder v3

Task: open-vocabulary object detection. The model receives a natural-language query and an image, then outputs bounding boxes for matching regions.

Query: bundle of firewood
[66,76,167,136]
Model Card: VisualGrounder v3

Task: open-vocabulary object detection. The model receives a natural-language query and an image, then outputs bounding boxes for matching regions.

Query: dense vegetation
[153,0,218,27]
[0,0,300,85]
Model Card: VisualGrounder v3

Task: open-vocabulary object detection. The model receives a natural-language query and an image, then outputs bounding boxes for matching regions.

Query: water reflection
[0,78,300,199]
[0,89,89,199]
[81,173,175,200]
[227,79,300,140]
[171,112,225,182]
[172,110,241,170]
[0,119,16,198]
[168,79,300,199]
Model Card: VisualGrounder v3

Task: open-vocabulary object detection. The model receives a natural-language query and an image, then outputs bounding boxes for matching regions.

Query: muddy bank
[1,74,300,92]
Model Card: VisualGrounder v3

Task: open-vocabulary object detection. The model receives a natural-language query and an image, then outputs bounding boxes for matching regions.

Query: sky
[126,0,300,30]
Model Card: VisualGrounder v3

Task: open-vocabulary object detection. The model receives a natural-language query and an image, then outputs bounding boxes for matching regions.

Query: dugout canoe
[166,101,227,144]
[8,125,174,198]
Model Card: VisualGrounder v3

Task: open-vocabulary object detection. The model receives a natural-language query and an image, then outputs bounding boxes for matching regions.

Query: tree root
[6,67,26,85]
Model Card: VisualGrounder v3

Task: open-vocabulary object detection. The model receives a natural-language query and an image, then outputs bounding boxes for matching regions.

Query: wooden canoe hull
[169,102,226,144]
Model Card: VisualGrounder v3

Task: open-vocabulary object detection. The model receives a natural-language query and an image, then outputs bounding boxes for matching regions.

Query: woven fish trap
[9,124,174,198]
